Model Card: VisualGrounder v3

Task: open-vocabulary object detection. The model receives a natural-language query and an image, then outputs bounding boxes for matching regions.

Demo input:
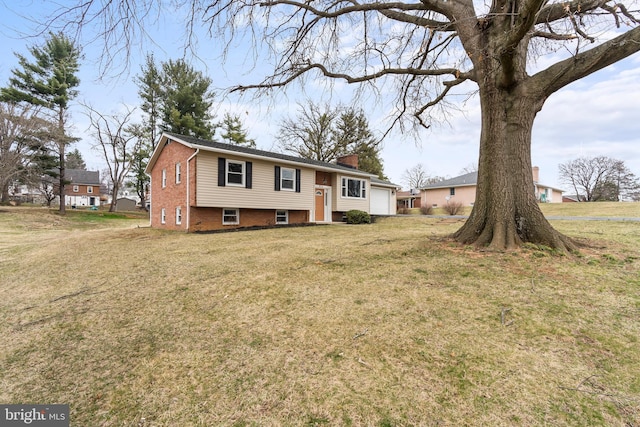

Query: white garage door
[370,188,391,215]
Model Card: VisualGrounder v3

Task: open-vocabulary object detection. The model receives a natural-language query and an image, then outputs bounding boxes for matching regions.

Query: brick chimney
[337,154,359,169]
[532,166,539,183]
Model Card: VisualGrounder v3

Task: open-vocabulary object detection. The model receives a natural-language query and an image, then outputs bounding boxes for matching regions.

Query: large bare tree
[402,164,433,191]
[0,102,53,203]
[559,156,640,201]
[44,0,640,249]
[85,105,142,212]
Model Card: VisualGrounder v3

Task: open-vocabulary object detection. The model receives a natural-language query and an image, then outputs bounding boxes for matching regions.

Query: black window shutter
[218,157,226,186]
[274,166,281,191]
[295,169,301,193]
[245,162,253,189]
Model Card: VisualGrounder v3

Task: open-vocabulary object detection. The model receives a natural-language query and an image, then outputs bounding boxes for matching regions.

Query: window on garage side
[341,177,366,198]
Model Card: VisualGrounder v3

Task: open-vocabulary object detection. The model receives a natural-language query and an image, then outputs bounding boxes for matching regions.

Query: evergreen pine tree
[1,32,81,214]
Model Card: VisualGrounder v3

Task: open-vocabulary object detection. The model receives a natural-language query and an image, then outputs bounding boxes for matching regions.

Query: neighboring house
[8,182,48,205]
[421,166,563,207]
[145,132,399,231]
[532,167,564,203]
[396,190,421,210]
[64,169,101,208]
[562,194,586,203]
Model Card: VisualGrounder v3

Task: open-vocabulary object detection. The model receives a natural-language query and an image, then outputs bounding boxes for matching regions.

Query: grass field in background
[404,201,640,217]
[0,206,638,426]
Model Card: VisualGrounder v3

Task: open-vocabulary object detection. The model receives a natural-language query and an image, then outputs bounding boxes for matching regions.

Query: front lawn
[1,208,638,425]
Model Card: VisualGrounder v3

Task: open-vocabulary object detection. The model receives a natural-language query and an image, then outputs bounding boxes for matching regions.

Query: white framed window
[175,163,181,184]
[72,185,79,192]
[223,208,239,225]
[162,169,167,188]
[175,207,182,225]
[341,177,367,199]
[161,208,166,224]
[276,210,288,224]
[87,186,93,193]
[280,168,295,191]
[226,161,245,187]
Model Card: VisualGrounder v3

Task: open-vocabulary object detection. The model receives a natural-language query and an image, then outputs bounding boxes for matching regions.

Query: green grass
[0,206,639,426]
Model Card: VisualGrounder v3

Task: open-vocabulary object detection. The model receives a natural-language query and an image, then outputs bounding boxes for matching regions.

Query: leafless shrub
[420,205,433,215]
[444,200,464,215]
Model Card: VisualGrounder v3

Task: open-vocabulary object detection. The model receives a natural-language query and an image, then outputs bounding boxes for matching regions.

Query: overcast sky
[1,1,639,191]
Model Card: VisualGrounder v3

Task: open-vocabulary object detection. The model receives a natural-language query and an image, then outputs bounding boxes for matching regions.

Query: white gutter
[185,148,200,231]
[146,171,152,228]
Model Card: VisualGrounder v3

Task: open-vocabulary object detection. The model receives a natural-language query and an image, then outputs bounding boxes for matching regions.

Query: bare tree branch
[83,103,142,211]
[232,62,467,92]
[531,25,640,97]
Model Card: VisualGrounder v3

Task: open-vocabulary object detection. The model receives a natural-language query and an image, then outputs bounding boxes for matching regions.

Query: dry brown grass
[1,207,639,426]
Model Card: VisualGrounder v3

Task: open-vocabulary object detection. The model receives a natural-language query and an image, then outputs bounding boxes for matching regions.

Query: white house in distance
[145,132,399,231]
[421,166,563,207]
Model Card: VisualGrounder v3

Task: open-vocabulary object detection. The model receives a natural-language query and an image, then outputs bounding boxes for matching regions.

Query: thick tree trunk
[1,181,10,204]
[58,144,66,215]
[453,86,576,252]
[109,183,118,212]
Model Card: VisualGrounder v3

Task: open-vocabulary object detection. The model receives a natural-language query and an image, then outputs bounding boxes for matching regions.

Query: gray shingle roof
[66,169,100,185]
[422,169,564,192]
[422,171,477,189]
[164,132,399,186]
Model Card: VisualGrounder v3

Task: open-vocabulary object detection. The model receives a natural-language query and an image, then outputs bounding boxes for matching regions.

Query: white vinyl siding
[196,152,315,210]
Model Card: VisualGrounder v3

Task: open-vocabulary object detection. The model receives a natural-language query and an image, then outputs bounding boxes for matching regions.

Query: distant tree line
[559,156,640,202]
[1,40,389,210]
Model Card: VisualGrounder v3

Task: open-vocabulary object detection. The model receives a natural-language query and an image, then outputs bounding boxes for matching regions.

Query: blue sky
[1,1,639,191]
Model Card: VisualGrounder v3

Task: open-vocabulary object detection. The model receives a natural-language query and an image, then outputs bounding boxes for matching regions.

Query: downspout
[147,172,152,228]
[186,148,199,231]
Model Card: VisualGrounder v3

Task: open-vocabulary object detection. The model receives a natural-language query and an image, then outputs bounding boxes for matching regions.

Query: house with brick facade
[420,166,563,208]
[145,132,398,231]
[64,169,101,208]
